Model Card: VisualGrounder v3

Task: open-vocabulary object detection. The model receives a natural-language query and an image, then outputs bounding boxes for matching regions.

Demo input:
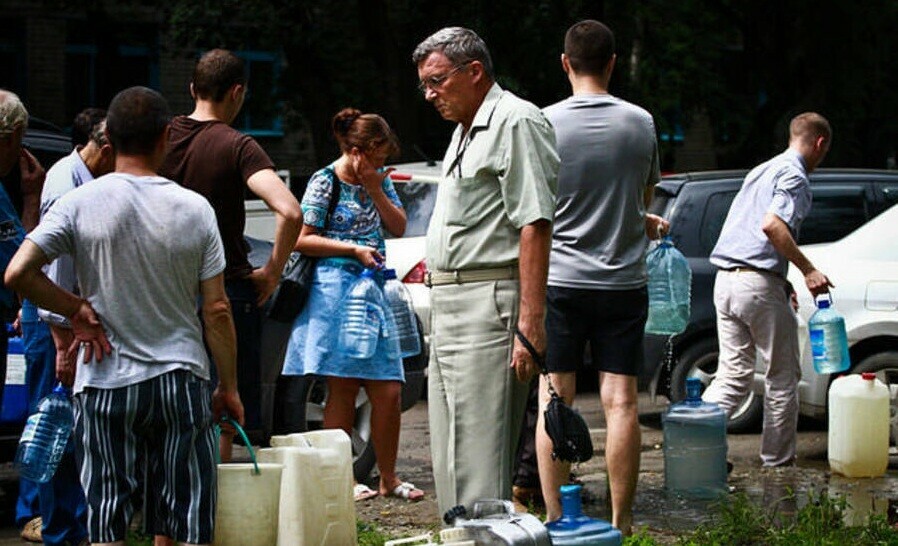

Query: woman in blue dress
[282,108,423,501]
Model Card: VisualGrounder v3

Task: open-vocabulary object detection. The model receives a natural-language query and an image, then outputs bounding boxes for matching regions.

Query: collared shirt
[710,148,812,277]
[37,148,95,327]
[425,83,558,271]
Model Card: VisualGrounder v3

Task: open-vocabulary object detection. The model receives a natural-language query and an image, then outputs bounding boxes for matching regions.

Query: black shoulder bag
[514,327,594,463]
[267,168,341,323]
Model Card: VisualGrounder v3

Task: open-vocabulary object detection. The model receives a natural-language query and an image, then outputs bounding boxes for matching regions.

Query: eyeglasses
[417,62,471,93]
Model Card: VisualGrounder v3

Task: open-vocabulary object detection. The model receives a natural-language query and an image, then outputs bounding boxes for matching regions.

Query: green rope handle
[215,415,260,475]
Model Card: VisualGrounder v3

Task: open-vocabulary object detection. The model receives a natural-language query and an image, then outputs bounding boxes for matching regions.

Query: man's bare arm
[200,273,244,424]
[761,212,832,296]
[246,168,302,304]
[512,219,552,383]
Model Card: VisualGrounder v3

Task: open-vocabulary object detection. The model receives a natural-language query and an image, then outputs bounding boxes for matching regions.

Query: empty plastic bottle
[662,378,728,499]
[15,383,73,483]
[383,268,421,358]
[546,484,622,545]
[645,235,691,335]
[338,268,389,359]
[808,295,850,374]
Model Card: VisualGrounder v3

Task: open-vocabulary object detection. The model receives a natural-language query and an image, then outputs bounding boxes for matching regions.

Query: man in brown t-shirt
[159,49,301,461]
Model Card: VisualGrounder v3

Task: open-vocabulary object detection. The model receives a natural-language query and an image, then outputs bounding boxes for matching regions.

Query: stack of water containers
[15,383,73,483]
[645,235,691,335]
[662,378,728,499]
[338,267,419,360]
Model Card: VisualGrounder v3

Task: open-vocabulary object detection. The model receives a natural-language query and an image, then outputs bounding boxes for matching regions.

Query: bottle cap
[685,377,702,400]
[817,299,830,309]
[862,372,876,381]
[382,268,398,280]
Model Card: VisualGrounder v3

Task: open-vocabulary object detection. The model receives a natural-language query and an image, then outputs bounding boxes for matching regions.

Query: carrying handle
[216,415,260,475]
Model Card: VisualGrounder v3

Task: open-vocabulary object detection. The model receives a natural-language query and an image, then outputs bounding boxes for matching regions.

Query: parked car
[773,203,898,436]
[645,169,898,432]
[253,161,442,481]
[0,120,72,461]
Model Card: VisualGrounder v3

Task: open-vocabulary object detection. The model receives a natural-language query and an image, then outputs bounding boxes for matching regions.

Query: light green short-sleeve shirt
[426,84,559,271]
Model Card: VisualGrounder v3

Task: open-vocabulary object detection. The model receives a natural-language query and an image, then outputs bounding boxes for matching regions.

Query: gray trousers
[428,279,530,515]
[702,269,801,466]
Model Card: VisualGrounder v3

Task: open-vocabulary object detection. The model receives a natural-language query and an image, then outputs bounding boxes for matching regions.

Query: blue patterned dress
[282,165,405,381]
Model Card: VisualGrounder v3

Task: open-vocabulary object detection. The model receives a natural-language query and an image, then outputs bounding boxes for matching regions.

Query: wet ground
[0,392,895,544]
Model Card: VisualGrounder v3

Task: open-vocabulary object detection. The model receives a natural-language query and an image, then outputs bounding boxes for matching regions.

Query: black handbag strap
[513,327,562,399]
[322,165,342,229]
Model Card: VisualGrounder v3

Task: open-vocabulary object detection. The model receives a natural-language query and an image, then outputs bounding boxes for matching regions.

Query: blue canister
[663,378,728,499]
[0,325,27,425]
[545,484,622,545]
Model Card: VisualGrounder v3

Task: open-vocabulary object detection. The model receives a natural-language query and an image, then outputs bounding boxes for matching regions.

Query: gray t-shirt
[28,173,226,393]
[543,94,660,289]
[710,149,812,277]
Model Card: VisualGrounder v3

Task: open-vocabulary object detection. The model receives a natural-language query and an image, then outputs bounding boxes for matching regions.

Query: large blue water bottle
[808,294,850,374]
[338,268,389,359]
[546,484,622,545]
[645,235,691,335]
[662,378,728,499]
[1,324,28,425]
[382,268,421,358]
[15,383,74,483]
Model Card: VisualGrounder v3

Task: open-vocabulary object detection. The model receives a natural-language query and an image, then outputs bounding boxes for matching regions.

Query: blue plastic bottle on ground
[645,236,691,335]
[546,484,622,545]
[382,268,421,358]
[808,296,850,374]
[15,383,73,483]
[338,268,388,359]
[662,378,728,499]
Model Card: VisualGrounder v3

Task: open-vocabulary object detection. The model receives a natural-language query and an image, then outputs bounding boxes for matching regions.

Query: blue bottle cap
[817,299,830,309]
[685,377,702,401]
[382,268,398,280]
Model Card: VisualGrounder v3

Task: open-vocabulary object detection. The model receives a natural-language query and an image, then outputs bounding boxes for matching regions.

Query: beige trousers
[702,269,801,466]
[428,279,530,515]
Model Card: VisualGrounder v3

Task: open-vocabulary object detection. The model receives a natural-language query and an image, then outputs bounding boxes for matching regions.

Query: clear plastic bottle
[382,268,421,358]
[645,236,691,335]
[808,296,850,374]
[662,378,728,499]
[545,484,622,545]
[338,268,388,359]
[15,383,73,483]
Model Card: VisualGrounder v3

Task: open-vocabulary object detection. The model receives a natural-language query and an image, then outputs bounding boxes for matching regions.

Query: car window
[799,186,868,244]
[699,191,738,255]
[386,181,438,238]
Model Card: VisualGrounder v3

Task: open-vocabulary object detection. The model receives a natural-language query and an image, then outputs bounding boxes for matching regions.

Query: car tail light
[403,260,427,284]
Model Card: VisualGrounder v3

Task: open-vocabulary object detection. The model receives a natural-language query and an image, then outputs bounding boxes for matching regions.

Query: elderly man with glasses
[412,27,559,514]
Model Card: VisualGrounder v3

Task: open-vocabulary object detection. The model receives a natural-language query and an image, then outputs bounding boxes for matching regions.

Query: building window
[234,51,283,137]
[0,20,25,94]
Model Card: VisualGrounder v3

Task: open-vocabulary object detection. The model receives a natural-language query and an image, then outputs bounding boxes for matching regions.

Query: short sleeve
[235,134,276,183]
[199,203,226,281]
[381,175,404,210]
[498,115,559,228]
[301,169,336,228]
[646,135,661,188]
[27,200,73,263]
[768,168,807,229]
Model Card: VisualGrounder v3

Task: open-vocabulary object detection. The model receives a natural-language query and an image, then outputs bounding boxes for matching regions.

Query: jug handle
[216,415,260,475]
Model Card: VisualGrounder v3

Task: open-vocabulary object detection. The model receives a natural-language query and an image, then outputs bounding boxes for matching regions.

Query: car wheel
[852,352,898,446]
[668,337,763,433]
[273,375,377,482]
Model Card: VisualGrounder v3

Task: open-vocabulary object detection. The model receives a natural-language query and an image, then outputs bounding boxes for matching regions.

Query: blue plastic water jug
[546,484,622,545]
[383,268,421,358]
[645,236,691,335]
[0,324,27,425]
[662,378,728,499]
[15,383,73,483]
[808,295,850,375]
[338,268,390,359]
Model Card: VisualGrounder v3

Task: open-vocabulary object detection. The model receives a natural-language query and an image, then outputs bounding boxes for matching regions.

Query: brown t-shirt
[160,116,275,280]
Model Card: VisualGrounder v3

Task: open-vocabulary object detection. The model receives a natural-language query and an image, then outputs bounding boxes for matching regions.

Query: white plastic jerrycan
[258,429,356,546]
[213,462,283,546]
[828,373,890,477]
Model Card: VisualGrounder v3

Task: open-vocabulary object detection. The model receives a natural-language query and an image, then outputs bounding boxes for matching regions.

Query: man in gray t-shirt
[5,87,243,545]
[535,20,665,535]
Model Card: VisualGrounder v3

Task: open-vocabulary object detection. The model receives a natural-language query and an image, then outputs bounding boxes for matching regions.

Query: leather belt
[721,266,781,278]
[424,266,518,287]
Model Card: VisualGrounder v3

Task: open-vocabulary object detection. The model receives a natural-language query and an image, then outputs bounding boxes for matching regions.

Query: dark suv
[643,169,898,431]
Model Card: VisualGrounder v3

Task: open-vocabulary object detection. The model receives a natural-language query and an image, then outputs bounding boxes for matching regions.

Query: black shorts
[545,285,647,375]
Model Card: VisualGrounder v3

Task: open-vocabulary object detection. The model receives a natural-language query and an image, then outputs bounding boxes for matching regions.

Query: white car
[751,203,898,431]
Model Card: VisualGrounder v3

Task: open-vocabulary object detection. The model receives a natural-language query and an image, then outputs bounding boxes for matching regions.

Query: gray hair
[0,90,28,136]
[412,27,494,79]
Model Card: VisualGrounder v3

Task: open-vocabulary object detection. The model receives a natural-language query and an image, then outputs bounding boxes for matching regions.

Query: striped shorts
[73,370,217,544]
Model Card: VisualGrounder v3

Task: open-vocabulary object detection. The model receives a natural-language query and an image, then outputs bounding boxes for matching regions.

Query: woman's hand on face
[353,246,384,269]
[351,149,394,193]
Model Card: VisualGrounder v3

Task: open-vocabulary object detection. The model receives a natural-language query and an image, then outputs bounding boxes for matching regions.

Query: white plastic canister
[828,373,890,477]
[259,429,356,546]
[213,463,283,546]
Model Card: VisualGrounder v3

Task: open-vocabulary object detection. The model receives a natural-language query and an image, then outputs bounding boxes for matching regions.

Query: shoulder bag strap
[323,166,342,229]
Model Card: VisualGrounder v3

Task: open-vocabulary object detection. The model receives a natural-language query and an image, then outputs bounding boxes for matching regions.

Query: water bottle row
[338,267,421,360]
